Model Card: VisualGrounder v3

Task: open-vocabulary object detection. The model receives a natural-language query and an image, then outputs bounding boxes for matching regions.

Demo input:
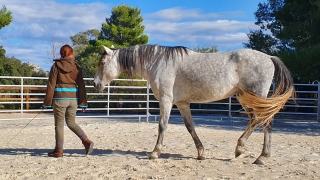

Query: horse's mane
[117,44,188,72]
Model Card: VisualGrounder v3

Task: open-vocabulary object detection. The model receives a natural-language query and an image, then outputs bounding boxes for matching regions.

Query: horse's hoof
[253,158,265,165]
[149,152,158,159]
[235,149,244,158]
[197,156,206,160]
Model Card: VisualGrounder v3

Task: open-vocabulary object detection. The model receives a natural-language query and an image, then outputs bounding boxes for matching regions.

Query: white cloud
[144,19,257,49]
[1,0,111,71]
[147,8,217,21]
[145,20,255,34]
[1,1,258,71]
[2,1,109,41]
[146,32,249,50]
[146,7,246,22]
[144,7,257,49]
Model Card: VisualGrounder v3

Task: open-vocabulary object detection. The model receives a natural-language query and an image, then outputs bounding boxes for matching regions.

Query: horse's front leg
[177,102,205,160]
[253,123,272,165]
[149,97,172,159]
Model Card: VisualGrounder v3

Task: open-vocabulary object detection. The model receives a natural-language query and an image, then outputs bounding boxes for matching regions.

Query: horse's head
[93,46,121,91]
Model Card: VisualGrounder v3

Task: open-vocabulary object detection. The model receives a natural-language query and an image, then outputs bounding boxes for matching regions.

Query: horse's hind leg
[253,122,272,165]
[235,122,259,157]
[235,108,259,157]
[177,102,205,160]
[235,120,272,165]
[236,90,274,165]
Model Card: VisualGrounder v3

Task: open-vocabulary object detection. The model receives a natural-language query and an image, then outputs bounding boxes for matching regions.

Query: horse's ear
[103,46,113,55]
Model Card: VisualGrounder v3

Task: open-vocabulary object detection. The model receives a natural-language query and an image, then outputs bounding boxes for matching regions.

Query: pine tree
[0,5,12,30]
[101,5,148,46]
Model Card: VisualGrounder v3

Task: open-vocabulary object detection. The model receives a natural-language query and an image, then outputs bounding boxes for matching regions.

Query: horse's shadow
[0,148,193,160]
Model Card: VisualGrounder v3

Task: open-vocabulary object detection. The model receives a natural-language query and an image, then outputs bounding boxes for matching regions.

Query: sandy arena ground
[0,112,319,180]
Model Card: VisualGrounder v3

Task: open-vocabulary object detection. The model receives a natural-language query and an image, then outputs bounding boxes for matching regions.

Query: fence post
[26,88,30,110]
[228,96,232,119]
[146,82,150,123]
[317,82,320,122]
[20,77,24,119]
[107,82,110,116]
[313,80,320,122]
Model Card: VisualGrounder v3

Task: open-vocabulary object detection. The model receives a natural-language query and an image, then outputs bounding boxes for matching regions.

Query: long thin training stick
[5,108,45,148]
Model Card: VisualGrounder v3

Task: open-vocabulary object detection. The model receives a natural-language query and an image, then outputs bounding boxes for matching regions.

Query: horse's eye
[100,61,105,65]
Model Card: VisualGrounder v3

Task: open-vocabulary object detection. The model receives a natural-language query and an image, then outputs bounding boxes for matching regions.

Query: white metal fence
[0,76,319,122]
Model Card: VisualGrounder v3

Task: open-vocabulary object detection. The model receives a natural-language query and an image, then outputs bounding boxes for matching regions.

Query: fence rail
[0,76,319,122]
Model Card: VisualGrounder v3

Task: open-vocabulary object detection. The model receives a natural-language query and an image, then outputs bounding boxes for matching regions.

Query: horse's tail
[270,56,295,98]
[237,56,295,128]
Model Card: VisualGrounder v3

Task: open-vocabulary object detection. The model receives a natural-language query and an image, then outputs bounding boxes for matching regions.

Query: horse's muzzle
[93,82,101,90]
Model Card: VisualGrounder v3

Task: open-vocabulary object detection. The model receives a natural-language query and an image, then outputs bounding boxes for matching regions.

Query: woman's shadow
[0,148,188,160]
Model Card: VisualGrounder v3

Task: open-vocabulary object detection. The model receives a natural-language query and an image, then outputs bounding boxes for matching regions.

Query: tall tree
[244,0,320,83]
[101,4,148,46]
[0,46,5,57]
[244,0,320,53]
[46,37,68,64]
[71,4,149,78]
[244,29,278,55]
[280,45,320,83]
[0,5,12,30]
[274,0,320,50]
[0,5,12,57]
[70,29,100,56]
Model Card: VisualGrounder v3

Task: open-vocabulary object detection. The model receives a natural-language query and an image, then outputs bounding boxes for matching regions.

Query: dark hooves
[197,156,206,160]
[253,159,265,165]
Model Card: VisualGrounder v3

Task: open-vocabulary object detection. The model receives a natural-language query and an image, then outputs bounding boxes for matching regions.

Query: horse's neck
[132,59,150,80]
[129,49,186,80]
[134,58,180,82]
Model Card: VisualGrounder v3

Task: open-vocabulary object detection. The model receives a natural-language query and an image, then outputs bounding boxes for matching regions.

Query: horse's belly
[174,86,239,103]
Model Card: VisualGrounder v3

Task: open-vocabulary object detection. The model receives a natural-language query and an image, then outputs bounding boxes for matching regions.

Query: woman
[43,44,94,157]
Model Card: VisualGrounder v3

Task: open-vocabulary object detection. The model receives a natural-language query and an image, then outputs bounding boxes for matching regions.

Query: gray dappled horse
[93,45,295,165]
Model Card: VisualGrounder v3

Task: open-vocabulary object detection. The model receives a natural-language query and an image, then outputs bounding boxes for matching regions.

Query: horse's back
[231,49,275,96]
[172,49,275,103]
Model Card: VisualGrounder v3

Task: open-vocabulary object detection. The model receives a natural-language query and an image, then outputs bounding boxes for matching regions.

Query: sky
[1,0,264,71]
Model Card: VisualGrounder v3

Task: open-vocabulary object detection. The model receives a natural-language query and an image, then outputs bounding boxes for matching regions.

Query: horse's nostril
[94,82,101,90]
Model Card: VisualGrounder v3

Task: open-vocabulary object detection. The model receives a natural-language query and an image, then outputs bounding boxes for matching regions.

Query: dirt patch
[0,115,319,179]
